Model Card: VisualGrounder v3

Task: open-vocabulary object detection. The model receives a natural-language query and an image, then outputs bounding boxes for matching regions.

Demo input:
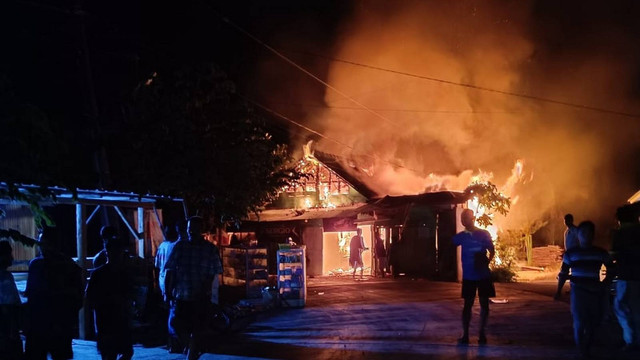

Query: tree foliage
[464,181,511,227]
[109,63,301,225]
[0,76,75,188]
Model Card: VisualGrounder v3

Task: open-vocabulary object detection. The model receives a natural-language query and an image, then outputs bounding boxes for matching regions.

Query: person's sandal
[457,336,469,345]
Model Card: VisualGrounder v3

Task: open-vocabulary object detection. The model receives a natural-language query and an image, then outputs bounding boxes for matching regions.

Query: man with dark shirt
[611,205,640,351]
[564,214,579,251]
[86,235,134,360]
[164,216,222,360]
[452,209,495,345]
[556,221,614,358]
[349,228,367,279]
[93,226,118,269]
[25,226,83,360]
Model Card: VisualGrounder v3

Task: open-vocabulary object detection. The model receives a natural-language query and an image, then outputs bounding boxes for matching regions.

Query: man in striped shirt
[555,221,614,358]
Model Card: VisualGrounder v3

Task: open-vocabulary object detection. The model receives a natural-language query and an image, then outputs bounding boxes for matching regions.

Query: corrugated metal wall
[0,204,37,270]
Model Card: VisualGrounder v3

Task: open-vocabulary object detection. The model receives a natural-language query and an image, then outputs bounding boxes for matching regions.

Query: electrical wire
[288,50,640,119]
[267,101,515,114]
[209,11,401,127]
[242,95,427,175]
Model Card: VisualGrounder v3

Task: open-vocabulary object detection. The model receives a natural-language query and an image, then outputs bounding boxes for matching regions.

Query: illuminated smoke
[258,1,640,232]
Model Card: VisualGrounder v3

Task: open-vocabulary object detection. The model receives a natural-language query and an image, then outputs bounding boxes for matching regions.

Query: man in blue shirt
[452,209,495,345]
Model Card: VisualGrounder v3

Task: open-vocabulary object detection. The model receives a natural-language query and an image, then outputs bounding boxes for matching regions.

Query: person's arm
[163,245,178,302]
[486,232,495,263]
[555,254,570,300]
[603,251,615,285]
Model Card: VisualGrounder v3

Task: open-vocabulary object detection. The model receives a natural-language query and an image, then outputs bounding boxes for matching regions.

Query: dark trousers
[570,284,605,355]
[169,298,210,358]
[24,333,73,360]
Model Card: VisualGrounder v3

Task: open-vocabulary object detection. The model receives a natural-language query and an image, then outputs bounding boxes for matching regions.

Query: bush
[491,264,517,283]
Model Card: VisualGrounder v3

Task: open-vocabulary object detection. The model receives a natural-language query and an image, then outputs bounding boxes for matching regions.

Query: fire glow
[466,160,526,267]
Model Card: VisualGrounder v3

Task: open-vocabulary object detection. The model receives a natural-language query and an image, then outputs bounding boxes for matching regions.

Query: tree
[108,63,300,225]
[464,181,511,227]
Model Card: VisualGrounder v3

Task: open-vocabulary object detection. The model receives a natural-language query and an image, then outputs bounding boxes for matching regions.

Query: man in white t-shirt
[564,214,579,251]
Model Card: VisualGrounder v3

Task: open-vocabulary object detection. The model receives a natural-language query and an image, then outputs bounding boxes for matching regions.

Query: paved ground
[68,276,633,359]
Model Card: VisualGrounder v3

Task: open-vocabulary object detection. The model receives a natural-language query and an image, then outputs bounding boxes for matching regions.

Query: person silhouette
[25,226,83,360]
[164,216,222,360]
[93,226,118,269]
[452,209,495,345]
[555,221,614,358]
[86,235,134,360]
[350,228,367,279]
[611,205,640,352]
[0,240,23,359]
[563,214,579,251]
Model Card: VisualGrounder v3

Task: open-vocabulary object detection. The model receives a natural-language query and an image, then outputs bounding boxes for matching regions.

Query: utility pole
[74,0,112,190]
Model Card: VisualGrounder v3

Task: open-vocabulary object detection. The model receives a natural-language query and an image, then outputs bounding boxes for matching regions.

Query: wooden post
[75,203,87,339]
[137,207,144,258]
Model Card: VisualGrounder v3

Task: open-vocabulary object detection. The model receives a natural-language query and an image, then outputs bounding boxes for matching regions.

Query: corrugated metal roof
[0,182,183,209]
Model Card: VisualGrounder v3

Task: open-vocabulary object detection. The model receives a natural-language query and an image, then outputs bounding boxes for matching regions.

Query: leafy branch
[1,182,56,229]
[464,181,511,227]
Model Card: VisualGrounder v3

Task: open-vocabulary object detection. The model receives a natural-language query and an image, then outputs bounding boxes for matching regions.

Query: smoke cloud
[258,1,640,232]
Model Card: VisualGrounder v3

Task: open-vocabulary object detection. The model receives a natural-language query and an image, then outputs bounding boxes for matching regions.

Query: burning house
[239,151,470,281]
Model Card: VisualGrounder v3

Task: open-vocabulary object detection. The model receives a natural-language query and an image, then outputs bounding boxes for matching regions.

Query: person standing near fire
[350,228,368,279]
[453,209,495,345]
[164,216,222,360]
[374,232,387,277]
[564,214,579,251]
[611,205,640,352]
[555,221,614,358]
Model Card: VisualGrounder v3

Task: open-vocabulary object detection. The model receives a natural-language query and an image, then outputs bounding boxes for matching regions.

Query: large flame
[466,160,527,266]
[257,2,640,235]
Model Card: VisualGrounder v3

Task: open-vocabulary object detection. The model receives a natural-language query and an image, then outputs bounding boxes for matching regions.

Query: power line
[288,50,640,119]
[268,101,515,114]
[242,95,427,175]
[207,10,401,127]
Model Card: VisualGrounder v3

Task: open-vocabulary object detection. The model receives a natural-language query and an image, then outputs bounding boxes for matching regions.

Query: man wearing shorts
[453,209,495,345]
[350,228,367,279]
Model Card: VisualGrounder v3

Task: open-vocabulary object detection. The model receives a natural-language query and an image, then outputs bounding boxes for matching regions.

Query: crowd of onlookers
[554,206,640,357]
[1,204,639,359]
[0,215,222,360]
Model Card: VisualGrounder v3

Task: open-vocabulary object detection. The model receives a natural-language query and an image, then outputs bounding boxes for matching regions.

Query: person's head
[100,225,117,240]
[461,209,476,230]
[176,219,188,240]
[564,214,574,227]
[577,221,595,248]
[104,236,127,265]
[187,216,204,242]
[164,224,178,242]
[356,228,362,236]
[616,205,639,225]
[38,225,60,256]
[0,241,13,270]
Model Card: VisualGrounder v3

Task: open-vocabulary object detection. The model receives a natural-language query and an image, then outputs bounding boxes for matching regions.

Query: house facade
[238,152,469,280]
